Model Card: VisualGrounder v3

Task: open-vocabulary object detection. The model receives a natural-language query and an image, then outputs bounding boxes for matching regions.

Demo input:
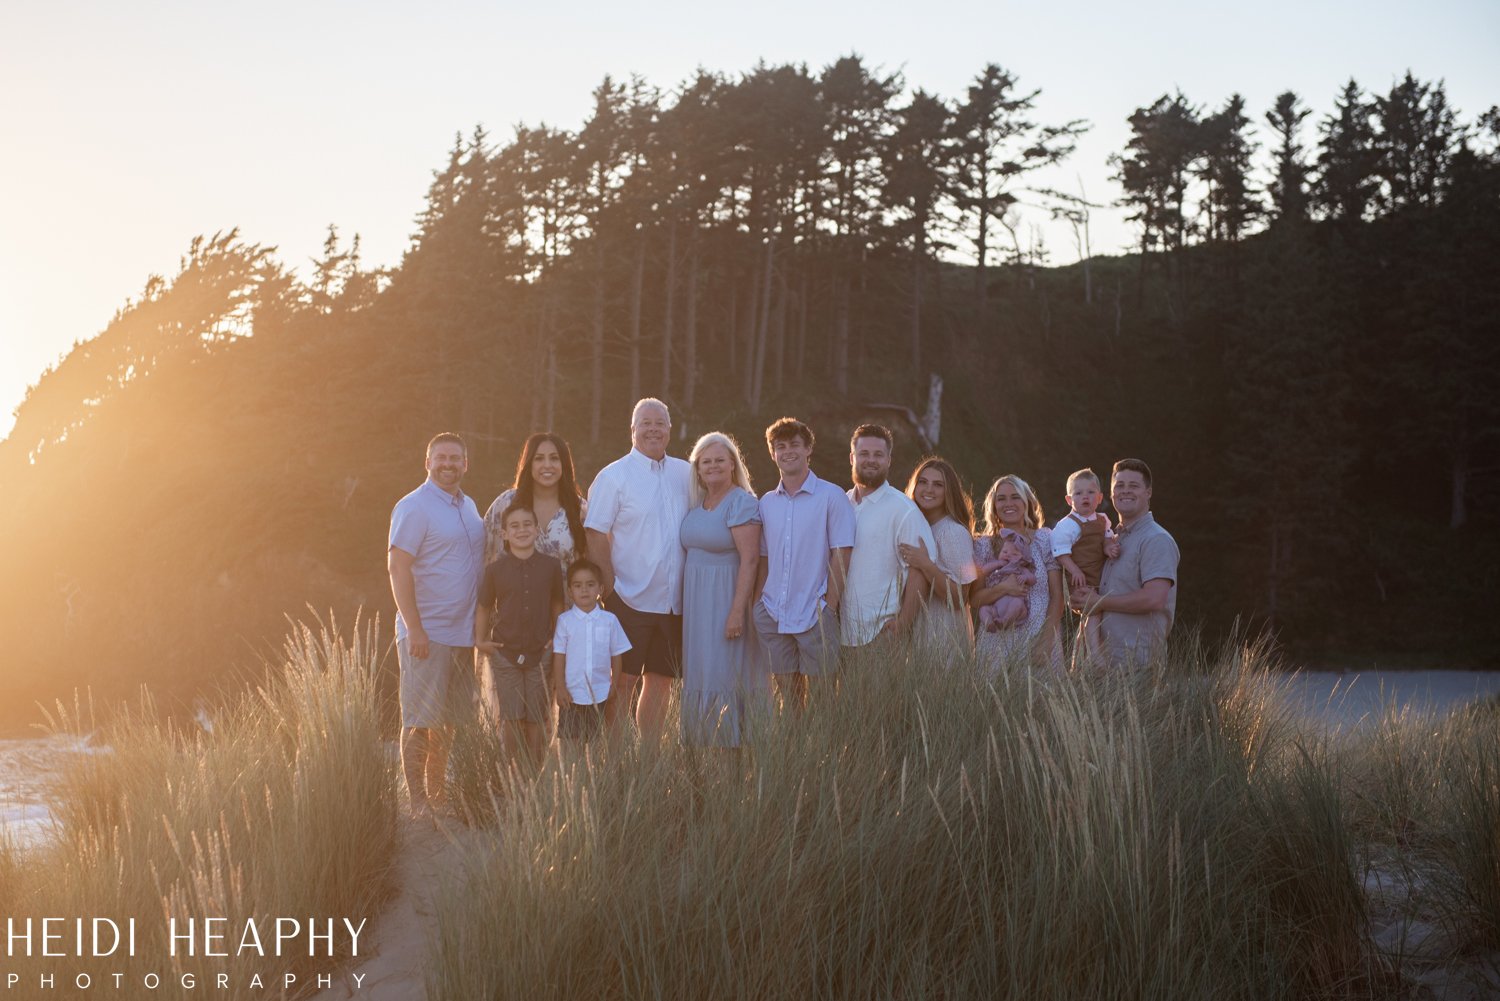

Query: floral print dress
[972,526,1059,670]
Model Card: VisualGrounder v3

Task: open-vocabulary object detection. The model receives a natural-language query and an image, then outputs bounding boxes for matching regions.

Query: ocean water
[0,732,109,850]
[1284,669,1500,729]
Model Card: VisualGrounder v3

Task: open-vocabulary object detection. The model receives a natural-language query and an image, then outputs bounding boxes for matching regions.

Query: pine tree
[1265,91,1312,223]
[1372,71,1461,213]
[577,77,631,442]
[818,54,899,394]
[1198,94,1261,242]
[883,89,952,373]
[948,64,1085,322]
[1314,80,1379,222]
[1113,92,1201,255]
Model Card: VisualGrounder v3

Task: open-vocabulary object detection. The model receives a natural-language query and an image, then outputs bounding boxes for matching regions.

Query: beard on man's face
[852,466,887,490]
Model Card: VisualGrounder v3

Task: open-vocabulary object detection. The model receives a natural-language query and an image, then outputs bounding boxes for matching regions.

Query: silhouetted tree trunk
[750,237,775,411]
[910,247,923,372]
[833,272,850,394]
[773,270,788,395]
[590,239,605,443]
[544,339,557,431]
[1451,431,1469,529]
[726,279,740,396]
[740,269,758,404]
[796,271,809,374]
[683,230,700,410]
[660,218,677,398]
[628,231,645,402]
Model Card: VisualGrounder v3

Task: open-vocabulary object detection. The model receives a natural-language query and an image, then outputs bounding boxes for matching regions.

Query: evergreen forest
[3,58,1497,722]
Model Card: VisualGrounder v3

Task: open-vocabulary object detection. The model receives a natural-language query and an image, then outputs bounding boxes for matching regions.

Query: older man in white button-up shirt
[584,398,693,743]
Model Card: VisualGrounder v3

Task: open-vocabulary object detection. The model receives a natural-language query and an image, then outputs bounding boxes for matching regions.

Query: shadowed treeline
[1,58,1497,720]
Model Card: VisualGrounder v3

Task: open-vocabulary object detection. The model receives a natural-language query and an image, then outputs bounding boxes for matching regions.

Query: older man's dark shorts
[606,596,682,678]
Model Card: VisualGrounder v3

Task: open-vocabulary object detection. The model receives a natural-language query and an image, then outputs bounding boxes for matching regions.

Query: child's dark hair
[567,558,602,584]
[499,501,535,552]
[501,501,536,527]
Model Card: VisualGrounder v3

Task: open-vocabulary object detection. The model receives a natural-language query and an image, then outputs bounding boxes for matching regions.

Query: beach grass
[4,620,1493,998]
[430,637,1395,1000]
[0,614,397,999]
[1335,694,1500,959]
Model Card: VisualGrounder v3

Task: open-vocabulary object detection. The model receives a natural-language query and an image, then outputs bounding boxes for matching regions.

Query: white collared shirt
[584,448,693,614]
[841,483,937,646]
[552,605,632,705]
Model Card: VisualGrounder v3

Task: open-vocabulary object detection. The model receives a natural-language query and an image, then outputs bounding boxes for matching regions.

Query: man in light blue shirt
[388,432,485,819]
[754,417,855,711]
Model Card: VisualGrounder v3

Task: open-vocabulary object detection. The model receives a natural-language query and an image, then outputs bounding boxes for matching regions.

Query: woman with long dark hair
[482,433,589,582]
[900,457,978,658]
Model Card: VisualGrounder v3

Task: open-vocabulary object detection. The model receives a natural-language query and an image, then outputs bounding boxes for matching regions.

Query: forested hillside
[3,59,1496,722]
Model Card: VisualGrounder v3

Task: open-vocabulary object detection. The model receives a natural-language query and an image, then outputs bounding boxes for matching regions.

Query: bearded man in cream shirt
[839,424,936,656]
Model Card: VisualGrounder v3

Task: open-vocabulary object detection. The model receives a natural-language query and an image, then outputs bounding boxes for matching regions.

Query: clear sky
[2,0,1495,440]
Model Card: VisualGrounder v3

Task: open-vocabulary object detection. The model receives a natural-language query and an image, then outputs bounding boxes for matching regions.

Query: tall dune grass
[1336,696,1500,955]
[431,638,1389,1000]
[0,614,397,999]
[1435,710,1500,950]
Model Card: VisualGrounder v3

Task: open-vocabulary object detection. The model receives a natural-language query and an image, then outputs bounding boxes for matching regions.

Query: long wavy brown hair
[905,457,974,533]
[512,432,586,556]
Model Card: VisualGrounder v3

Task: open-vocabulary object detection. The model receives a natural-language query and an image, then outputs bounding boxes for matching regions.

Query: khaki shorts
[398,638,475,729]
[754,601,840,677]
[481,649,551,725]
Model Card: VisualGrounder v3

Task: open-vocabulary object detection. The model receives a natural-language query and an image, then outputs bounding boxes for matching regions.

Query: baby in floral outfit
[975,528,1036,632]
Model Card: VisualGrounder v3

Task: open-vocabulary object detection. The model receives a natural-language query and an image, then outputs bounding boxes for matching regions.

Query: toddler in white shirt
[1052,468,1120,660]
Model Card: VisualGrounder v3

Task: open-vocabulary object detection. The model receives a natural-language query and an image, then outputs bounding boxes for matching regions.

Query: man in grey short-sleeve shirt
[1071,458,1179,668]
[388,432,485,818]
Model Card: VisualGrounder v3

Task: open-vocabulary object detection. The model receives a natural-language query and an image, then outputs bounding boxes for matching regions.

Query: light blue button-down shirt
[756,469,856,634]
[389,480,486,647]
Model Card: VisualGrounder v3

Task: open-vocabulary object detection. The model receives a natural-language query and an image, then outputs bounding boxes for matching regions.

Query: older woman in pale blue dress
[969,474,1064,671]
[680,432,764,747]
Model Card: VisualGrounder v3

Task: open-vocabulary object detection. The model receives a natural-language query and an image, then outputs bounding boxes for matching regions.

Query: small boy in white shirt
[1052,468,1120,661]
[551,559,631,742]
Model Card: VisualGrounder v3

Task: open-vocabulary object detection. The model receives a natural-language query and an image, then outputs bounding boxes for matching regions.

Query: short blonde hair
[1066,467,1101,493]
[687,431,754,507]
